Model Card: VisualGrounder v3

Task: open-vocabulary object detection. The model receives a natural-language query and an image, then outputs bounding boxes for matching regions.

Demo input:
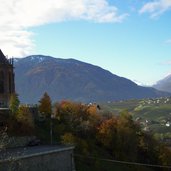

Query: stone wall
[0,146,75,171]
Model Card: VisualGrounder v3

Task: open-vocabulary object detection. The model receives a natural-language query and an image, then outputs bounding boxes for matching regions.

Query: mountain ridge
[14,55,170,103]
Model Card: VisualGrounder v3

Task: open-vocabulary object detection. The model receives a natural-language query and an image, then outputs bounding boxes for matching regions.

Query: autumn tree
[16,105,34,135]
[17,105,34,127]
[51,101,171,166]
[97,117,118,155]
[54,101,101,138]
[39,92,52,118]
[116,111,139,161]
[97,110,142,161]
[61,132,76,145]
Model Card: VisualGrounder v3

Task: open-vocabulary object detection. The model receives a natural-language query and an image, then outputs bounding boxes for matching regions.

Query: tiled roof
[0,49,9,64]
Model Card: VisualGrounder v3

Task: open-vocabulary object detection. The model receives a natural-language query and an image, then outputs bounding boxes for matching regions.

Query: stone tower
[0,49,15,108]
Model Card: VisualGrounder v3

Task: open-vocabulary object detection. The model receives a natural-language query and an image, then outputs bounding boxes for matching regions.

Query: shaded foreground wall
[0,146,75,171]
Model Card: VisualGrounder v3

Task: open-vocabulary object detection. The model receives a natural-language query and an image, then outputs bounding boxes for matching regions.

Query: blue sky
[1,0,171,85]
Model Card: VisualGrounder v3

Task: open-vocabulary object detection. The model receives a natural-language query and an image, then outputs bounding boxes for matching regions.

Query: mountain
[153,75,171,93]
[14,55,170,103]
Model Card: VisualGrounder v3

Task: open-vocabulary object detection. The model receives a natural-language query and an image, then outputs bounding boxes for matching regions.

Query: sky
[0,0,171,86]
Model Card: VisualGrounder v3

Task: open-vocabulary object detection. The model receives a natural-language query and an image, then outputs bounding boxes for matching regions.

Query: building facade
[0,50,15,108]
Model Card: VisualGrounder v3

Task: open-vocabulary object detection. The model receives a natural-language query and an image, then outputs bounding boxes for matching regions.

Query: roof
[0,49,9,64]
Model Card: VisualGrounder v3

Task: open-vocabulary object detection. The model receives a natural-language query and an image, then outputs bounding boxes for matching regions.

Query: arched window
[0,71,4,93]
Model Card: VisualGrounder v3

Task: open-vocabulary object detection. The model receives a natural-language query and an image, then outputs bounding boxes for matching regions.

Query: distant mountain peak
[154,74,171,93]
[30,55,46,62]
[26,55,54,62]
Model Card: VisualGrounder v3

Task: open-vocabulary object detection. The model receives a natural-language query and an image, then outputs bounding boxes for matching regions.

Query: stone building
[0,49,15,108]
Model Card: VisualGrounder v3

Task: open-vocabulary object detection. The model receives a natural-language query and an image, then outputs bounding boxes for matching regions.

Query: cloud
[0,0,128,57]
[139,0,171,17]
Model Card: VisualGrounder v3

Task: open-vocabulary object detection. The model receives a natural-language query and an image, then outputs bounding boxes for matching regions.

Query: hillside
[14,55,170,103]
[100,97,171,141]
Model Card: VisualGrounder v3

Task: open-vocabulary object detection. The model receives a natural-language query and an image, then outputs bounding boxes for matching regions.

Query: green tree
[9,93,20,115]
[39,92,52,118]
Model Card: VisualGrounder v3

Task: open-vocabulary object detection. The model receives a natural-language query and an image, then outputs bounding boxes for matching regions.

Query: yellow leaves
[17,105,34,129]
[54,101,101,134]
[10,105,35,135]
[39,92,52,117]
[61,133,76,145]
